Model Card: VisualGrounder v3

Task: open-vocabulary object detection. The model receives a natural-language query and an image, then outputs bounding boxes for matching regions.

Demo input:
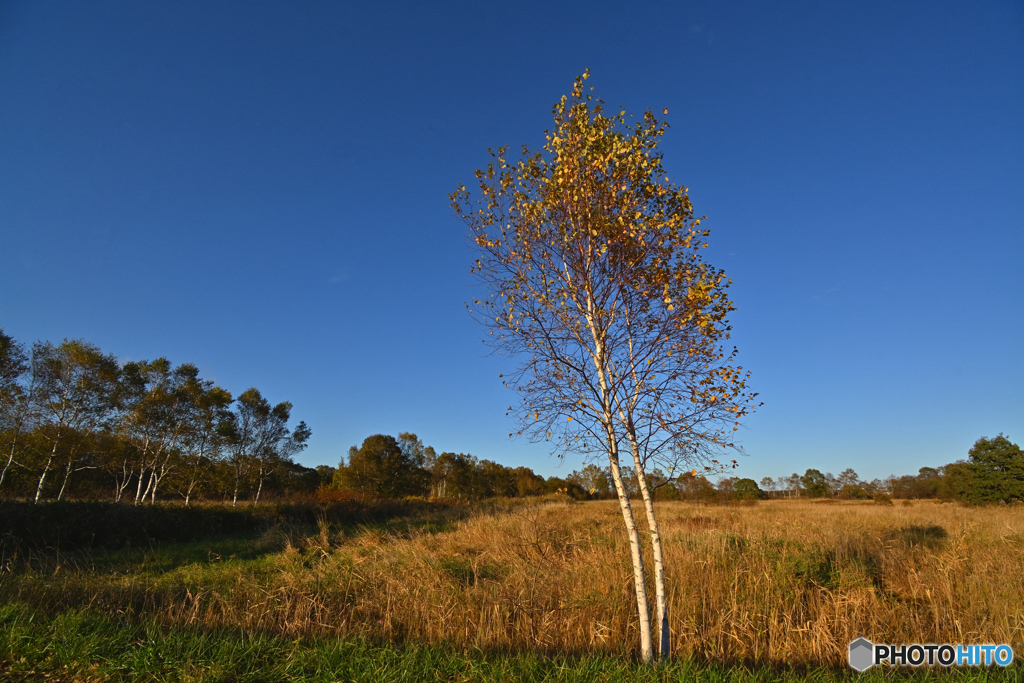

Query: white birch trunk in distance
[0,418,25,489]
[56,459,73,501]
[34,440,59,504]
[2,364,36,490]
[254,468,265,504]
[183,477,198,506]
[149,453,175,504]
[114,460,135,503]
[134,467,147,504]
[139,470,156,503]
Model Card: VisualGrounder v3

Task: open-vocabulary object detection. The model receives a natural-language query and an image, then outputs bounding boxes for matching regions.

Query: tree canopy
[963,434,1024,503]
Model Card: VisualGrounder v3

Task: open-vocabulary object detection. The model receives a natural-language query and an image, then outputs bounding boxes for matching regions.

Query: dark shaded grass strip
[0,604,1018,682]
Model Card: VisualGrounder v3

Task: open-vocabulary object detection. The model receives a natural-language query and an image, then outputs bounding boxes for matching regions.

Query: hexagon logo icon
[849,637,874,672]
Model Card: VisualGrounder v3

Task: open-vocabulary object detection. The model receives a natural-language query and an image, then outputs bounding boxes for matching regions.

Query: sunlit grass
[2,498,1022,674]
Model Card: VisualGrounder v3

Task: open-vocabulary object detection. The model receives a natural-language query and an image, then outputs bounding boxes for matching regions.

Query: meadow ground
[1,498,1022,681]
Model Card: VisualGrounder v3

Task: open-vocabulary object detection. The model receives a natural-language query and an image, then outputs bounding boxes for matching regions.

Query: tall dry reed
[5,499,1023,666]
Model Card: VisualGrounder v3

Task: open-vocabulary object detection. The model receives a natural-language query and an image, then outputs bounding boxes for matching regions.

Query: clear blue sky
[2,1,1021,484]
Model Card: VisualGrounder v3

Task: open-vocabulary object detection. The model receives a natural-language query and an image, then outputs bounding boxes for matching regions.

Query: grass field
[1,498,1022,680]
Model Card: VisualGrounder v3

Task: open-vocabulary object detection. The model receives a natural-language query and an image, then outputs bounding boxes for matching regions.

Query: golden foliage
[452,71,757,465]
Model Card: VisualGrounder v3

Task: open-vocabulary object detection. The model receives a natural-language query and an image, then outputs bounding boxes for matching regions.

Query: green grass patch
[0,604,1017,682]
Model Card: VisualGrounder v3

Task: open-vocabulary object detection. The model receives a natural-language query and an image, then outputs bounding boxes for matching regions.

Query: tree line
[664,435,1023,504]
[326,433,1023,507]
[0,329,311,504]
[323,432,597,501]
[762,436,1023,504]
[325,433,720,503]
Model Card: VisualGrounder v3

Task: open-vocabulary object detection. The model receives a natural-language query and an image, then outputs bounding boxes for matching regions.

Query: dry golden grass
[6,498,1024,666]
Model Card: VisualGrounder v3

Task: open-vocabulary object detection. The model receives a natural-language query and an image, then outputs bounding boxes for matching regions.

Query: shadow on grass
[884,525,949,549]
[0,498,480,576]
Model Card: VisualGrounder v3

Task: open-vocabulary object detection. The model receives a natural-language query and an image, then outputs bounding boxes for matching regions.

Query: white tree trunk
[627,432,670,660]
[34,442,58,504]
[139,470,156,504]
[606,441,654,662]
[114,463,135,503]
[34,466,50,503]
[57,460,73,501]
[588,313,654,662]
[33,436,63,505]
[254,470,264,504]
[0,421,24,489]
[134,467,148,504]
[149,456,173,504]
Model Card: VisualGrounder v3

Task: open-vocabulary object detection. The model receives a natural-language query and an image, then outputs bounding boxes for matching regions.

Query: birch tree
[30,340,119,503]
[453,72,756,662]
[0,329,30,489]
[225,388,310,504]
[119,359,196,504]
[175,384,232,505]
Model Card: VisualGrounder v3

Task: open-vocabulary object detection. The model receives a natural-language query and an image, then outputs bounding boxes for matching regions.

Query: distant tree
[340,434,429,498]
[645,468,680,501]
[676,472,717,502]
[800,469,829,498]
[251,411,310,504]
[224,388,310,505]
[98,431,138,502]
[838,484,869,499]
[914,467,941,499]
[0,330,25,402]
[824,472,838,496]
[888,468,942,500]
[430,451,477,498]
[0,329,30,489]
[477,459,517,497]
[716,477,737,502]
[733,478,764,501]
[836,468,859,488]
[937,462,974,501]
[118,359,202,504]
[963,434,1024,503]
[398,432,433,467]
[785,473,802,498]
[278,461,320,495]
[569,463,612,498]
[315,465,337,488]
[759,477,775,497]
[29,340,119,503]
[0,331,315,504]
[512,466,545,497]
[172,383,233,505]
